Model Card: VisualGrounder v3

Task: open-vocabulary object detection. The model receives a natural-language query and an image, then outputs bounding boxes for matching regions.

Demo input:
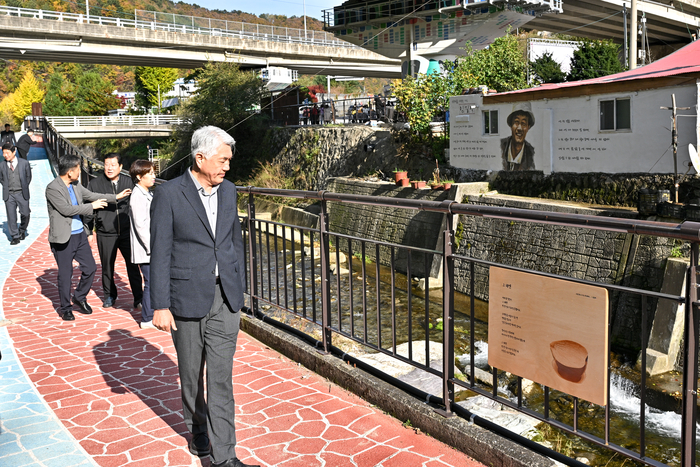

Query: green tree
[530,52,566,84]
[43,73,76,116]
[73,72,119,116]
[450,32,528,93]
[165,61,266,179]
[134,66,179,112]
[567,40,624,81]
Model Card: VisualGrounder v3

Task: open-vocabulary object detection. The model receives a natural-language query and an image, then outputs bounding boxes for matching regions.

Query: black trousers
[96,233,143,304]
[4,191,30,240]
[51,231,95,315]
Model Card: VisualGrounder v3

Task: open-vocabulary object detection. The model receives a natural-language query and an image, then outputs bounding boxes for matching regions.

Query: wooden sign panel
[488,267,609,406]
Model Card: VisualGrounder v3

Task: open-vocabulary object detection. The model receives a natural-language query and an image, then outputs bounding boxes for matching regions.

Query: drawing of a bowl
[550,340,588,383]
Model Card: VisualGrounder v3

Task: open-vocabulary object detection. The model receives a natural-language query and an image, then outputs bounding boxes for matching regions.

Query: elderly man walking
[0,142,31,245]
[151,126,257,467]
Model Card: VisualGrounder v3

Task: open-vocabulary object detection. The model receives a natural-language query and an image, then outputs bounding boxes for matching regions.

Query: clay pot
[411,181,426,189]
[399,178,410,187]
[430,183,443,190]
[442,182,452,190]
[394,171,407,183]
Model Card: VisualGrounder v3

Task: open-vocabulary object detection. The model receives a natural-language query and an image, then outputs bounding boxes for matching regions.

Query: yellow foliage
[0,93,17,126]
[9,71,45,126]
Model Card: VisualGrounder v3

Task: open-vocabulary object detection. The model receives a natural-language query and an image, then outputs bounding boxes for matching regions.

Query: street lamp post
[303,0,307,40]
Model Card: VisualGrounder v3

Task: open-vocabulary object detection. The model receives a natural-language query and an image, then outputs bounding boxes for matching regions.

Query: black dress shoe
[72,297,93,315]
[19,231,26,240]
[10,238,20,245]
[188,433,211,457]
[62,310,75,321]
[102,296,116,308]
[212,458,260,467]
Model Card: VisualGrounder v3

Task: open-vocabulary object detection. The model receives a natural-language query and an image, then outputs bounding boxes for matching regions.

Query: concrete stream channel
[240,203,699,467]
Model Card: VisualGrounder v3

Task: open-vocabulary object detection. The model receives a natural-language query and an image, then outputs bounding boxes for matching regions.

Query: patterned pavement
[0,149,485,467]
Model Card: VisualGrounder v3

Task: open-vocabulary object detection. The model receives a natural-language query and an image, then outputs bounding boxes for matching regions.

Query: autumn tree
[134,66,179,112]
[3,70,45,125]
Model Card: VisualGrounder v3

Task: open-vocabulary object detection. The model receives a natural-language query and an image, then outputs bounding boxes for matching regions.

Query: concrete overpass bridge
[0,5,401,78]
[40,115,184,139]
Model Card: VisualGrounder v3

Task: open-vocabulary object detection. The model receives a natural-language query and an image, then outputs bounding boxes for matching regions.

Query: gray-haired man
[150,126,257,467]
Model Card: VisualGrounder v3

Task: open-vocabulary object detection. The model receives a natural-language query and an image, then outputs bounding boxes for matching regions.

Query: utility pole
[86,0,90,24]
[303,0,307,40]
[630,0,637,69]
[623,4,628,69]
[661,94,692,203]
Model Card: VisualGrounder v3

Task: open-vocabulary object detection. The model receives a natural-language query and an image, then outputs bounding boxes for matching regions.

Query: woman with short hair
[129,159,156,329]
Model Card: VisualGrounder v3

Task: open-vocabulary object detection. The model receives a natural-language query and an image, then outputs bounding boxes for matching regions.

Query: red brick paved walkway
[3,226,485,467]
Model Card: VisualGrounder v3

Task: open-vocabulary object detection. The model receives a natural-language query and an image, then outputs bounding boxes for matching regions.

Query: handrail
[45,115,186,128]
[0,5,359,49]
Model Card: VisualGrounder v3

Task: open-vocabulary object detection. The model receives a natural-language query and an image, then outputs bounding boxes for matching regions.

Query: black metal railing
[238,186,699,467]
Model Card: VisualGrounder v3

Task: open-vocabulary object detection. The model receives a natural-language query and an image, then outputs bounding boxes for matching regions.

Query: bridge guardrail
[44,115,186,128]
[0,6,359,49]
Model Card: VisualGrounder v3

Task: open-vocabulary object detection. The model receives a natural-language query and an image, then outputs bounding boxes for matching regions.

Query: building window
[600,98,631,131]
[483,110,499,135]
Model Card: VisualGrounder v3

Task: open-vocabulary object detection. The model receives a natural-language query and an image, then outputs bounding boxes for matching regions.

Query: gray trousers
[4,191,30,240]
[171,284,241,464]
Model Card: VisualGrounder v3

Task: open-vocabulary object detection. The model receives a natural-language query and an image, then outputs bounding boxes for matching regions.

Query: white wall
[449,84,698,174]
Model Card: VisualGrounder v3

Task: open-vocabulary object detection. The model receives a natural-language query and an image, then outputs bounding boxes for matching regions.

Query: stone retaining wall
[326,179,679,356]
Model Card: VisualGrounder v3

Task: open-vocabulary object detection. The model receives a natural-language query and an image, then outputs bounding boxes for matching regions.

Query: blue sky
[184,0,341,20]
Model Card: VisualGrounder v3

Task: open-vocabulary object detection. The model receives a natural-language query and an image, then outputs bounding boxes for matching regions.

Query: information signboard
[488,267,609,406]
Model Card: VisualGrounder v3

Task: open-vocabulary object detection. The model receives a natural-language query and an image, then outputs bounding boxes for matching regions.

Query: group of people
[300,103,333,125]
[1,124,256,467]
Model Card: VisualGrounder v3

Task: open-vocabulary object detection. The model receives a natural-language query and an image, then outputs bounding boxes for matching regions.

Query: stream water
[249,230,698,467]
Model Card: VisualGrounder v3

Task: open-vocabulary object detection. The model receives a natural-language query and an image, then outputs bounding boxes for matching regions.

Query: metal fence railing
[238,186,699,467]
[0,5,358,49]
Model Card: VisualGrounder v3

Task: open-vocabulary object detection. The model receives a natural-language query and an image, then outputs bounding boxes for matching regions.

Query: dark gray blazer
[150,171,246,319]
[0,157,31,201]
[45,177,117,244]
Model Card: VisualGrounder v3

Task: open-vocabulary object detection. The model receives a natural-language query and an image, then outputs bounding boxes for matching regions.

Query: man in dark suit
[501,102,536,171]
[45,155,131,321]
[16,128,36,160]
[0,142,31,244]
[151,126,257,467]
[1,124,16,147]
[85,153,143,309]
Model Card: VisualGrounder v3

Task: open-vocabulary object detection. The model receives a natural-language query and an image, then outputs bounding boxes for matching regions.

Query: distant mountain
[0,0,325,30]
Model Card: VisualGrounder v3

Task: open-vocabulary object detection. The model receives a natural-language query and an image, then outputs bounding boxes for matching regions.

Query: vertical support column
[406,24,414,78]
[319,196,332,353]
[682,242,698,467]
[437,209,455,417]
[246,192,259,315]
[630,0,638,69]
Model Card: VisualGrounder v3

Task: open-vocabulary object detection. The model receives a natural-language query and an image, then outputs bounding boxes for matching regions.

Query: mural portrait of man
[501,102,536,171]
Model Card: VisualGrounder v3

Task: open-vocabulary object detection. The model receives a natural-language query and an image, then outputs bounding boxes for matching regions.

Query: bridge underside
[0,16,401,78]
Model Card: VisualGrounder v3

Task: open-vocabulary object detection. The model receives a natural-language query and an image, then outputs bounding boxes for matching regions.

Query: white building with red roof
[449,40,700,174]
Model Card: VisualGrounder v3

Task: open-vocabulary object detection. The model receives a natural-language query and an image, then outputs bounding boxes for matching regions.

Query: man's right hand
[154,308,177,332]
[91,199,108,210]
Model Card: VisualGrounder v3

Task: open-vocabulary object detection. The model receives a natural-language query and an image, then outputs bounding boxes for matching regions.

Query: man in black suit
[1,124,16,147]
[16,128,36,160]
[151,126,257,467]
[85,153,143,309]
[0,142,31,245]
